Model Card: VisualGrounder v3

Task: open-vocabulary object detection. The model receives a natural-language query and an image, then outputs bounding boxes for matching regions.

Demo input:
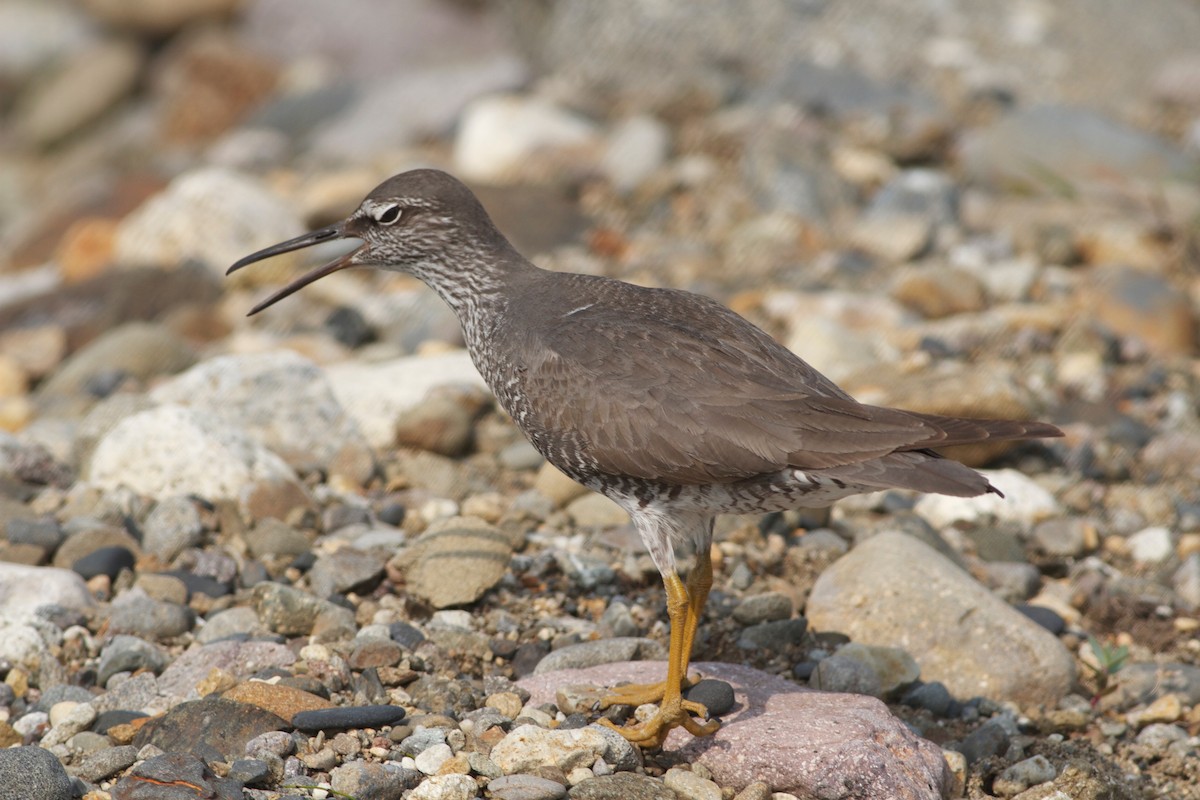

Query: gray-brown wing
[516,291,977,484]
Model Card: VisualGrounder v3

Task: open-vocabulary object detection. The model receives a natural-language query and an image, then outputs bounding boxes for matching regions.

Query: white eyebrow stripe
[564,304,594,317]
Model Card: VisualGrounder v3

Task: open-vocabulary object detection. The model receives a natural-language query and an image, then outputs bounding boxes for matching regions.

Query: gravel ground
[1,2,1199,799]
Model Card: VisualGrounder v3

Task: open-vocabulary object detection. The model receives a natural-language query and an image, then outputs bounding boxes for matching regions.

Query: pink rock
[520,661,953,800]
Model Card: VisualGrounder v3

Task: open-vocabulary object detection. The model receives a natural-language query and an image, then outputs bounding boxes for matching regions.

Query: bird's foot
[597,673,701,710]
[598,693,719,749]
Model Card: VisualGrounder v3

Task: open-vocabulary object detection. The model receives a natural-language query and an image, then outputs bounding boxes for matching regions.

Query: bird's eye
[374,204,402,225]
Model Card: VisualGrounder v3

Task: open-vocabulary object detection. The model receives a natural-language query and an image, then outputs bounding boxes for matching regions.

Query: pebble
[69,744,139,783]
[408,773,479,800]
[98,635,169,685]
[736,618,808,651]
[807,531,1075,707]
[394,394,476,457]
[810,654,882,697]
[72,544,137,581]
[222,680,333,721]
[391,516,521,609]
[663,768,722,800]
[1031,517,1094,558]
[487,773,568,800]
[732,591,793,625]
[291,704,407,732]
[1127,526,1174,564]
[308,546,385,599]
[953,720,1010,765]
[992,754,1056,796]
[142,494,206,562]
[0,745,74,800]
[913,469,1061,528]
[153,640,295,712]
[110,752,242,800]
[600,115,670,193]
[902,681,955,717]
[831,643,920,696]
[684,679,736,717]
[567,773,676,800]
[489,724,637,775]
[108,592,194,639]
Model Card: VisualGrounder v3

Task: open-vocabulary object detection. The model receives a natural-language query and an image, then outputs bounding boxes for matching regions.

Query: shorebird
[228,169,1062,748]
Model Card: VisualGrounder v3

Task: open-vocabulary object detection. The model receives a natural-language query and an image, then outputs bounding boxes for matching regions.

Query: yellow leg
[599,556,720,748]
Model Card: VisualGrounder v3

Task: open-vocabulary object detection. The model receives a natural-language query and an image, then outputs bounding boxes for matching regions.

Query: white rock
[114,168,304,274]
[88,404,298,501]
[664,767,722,800]
[454,94,599,184]
[151,351,370,468]
[407,774,478,800]
[414,742,454,775]
[600,115,670,192]
[1127,526,1173,564]
[0,620,49,667]
[913,468,1060,528]
[325,351,486,448]
[40,701,97,747]
[0,563,94,617]
[489,724,635,775]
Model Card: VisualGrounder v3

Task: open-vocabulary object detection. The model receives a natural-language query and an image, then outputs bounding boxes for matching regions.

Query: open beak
[226,223,365,315]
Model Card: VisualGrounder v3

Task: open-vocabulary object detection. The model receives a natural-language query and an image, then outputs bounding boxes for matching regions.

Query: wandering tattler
[228,169,1062,748]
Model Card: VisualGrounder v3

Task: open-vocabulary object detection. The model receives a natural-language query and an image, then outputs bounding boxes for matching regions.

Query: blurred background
[0,2,1198,795]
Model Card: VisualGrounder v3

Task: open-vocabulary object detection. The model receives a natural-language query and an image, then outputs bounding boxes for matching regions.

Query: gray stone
[736,618,808,651]
[532,638,666,675]
[992,754,1056,797]
[67,744,138,783]
[308,546,385,599]
[142,495,205,561]
[953,721,1009,765]
[569,773,674,800]
[806,532,1075,707]
[981,561,1042,604]
[810,655,882,697]
[252,581,355,637]
[153,640,295,713]
[1173,554,1200,609]
[1110,662,1200,709]
[1032,518,1093,558]
[487,774,567,800]
[197,606,268,644]
[151,351,371,470]
[0,745,73,800]
[521,662,952,798]
[108,592,194,640]
[833,643,920,696]
[98,635,169,685]
[329,761,413,800]
[663,767,722,800]
[732,592,792,625]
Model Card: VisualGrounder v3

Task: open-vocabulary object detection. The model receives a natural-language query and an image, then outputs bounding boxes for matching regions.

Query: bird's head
[227,168,505,314]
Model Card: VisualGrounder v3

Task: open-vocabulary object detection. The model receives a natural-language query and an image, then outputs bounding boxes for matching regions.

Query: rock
[325,351,487,449]
[1140,431,1200,481]
[110,751,242,800]
[115,168,305,276]
[394,394,476,457]
[329,761,416,800]
[0,563,93,617]
[150,351,371,470]
[565,494,629,528]
[732,592,792,625]
[1031,518,1094,558]
[522,662,952,798]
[0,3,93,85]
[244,518,312,559]
[1127,526,1173,564]
[489,724,637,775]
[600,115,670,193]
[736,618,808,651]
[0,745,74,800]
[36,322,197,407]
[291,704,407,732]
[454,94,599,184]
[135,695,287,761]
[1174,554,1200,609]
[308,546,385,599]
[98,635,169,685]
[153,640,295,712]
[953,720,1009,765]
[88,404,299,501]
[81,0,242,35]
[981,562,1041,603]
[487,774,568,800]
[222,681,333,722]
[684,679,736,717]
[415,742,453,774]
[810,655,882,697]
[569,773,674,800]
[913,469,1060,528]
[850,216,931,263]
[252,582,355,637]
[108,592,194,639]
[1079,265,1195,358]
[196,606,267,644]
[960,105,1194,187]
[890,266,987,319]
[534,463,590,507]
[832,643,920,696]
[901,682,954,717]
[142,495,205,561]
[1109,662,1200,709]
[806,532,1075,707]
[391,516,520,609]
[533,638,666,675]
[69,744,138,783]
[663,767,722,800]
[408,773,479,800]
[72,544,136,580]
[13,38,143,147]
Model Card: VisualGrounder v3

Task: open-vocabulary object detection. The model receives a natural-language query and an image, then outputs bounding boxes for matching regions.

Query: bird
[228,168,1063,749]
